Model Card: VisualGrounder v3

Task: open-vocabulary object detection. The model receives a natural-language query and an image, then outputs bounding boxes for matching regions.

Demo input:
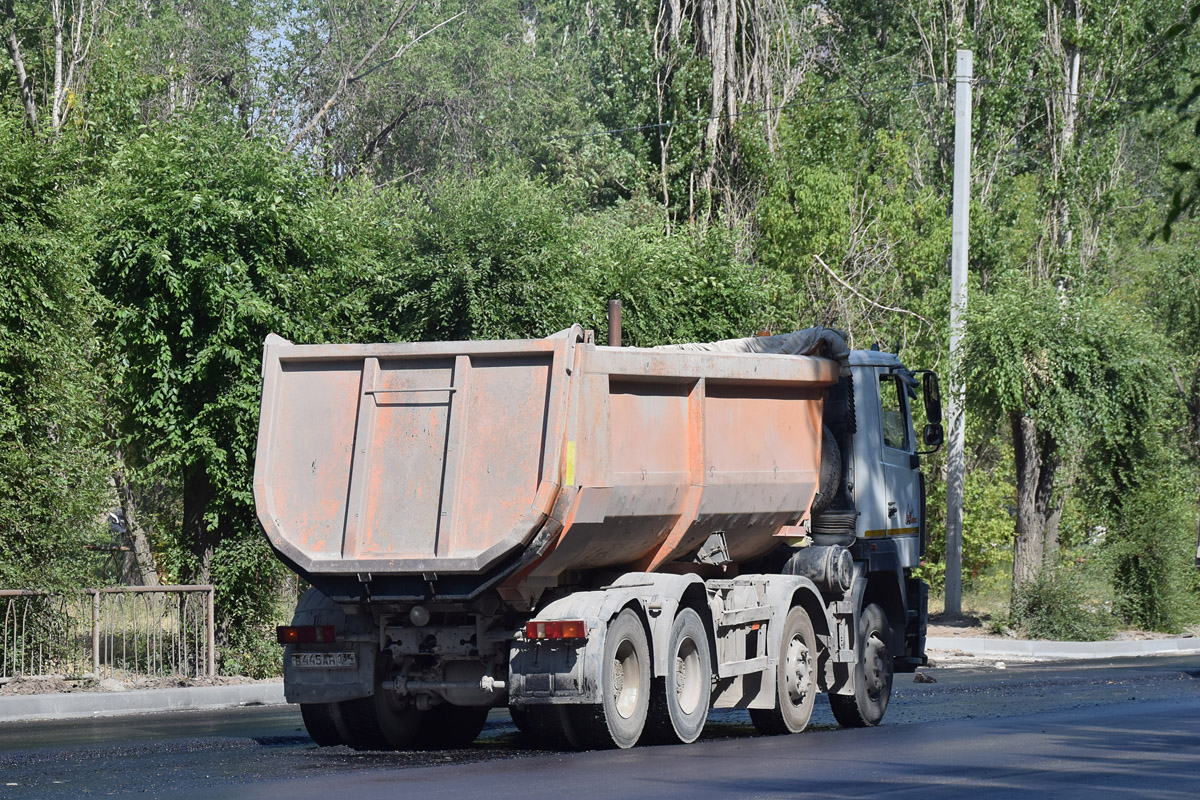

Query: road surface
[1,654,1196,798]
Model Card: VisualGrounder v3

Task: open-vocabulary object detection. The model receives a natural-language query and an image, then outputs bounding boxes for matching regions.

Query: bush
[1009,566,1114,641]
[1104,480,1200,633]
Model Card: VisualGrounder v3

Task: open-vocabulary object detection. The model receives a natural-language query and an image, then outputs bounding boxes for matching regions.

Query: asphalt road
[1,655,1197,799]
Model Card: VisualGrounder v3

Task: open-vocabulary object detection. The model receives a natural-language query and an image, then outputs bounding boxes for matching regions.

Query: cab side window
[879,374,910,451]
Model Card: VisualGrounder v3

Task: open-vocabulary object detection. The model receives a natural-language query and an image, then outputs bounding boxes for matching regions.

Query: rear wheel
[829,603,892,727]
[519,705,582,750]
[336,693,393,751]
[645,608,711,744]
[300,702,346,747]
[421,705,490,749]
[372,690,424,749]
[338,657,423,751]
[571,608,651,749]
[508,705,531,736]
[750,606,818,735]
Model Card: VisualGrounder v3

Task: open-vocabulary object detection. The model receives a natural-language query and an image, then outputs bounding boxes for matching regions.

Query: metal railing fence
[1,586,215,681]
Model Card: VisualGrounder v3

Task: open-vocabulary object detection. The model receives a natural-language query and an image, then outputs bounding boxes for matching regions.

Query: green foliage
[396,172,777,345]
[94,120,308,534]
[965,275,1171,502]
[210,535,291,678]
[756,105,950,353]
[1009,566,1115,641]
[0,115,111,589]
[573,199,783,345]
[921,462,1016,594]
[91,118,390,668]
[1103,474,1200,632]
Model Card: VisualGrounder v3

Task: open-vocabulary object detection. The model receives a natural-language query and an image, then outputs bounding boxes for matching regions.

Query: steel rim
[784,634,812,707]
[864,633,890,702]
[613,638,642,719]
[674,635,703,716]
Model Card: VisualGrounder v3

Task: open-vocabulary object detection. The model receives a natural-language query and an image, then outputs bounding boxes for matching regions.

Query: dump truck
[254,325,943,750]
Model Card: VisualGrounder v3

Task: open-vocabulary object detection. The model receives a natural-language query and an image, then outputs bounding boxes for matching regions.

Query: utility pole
[945,49,972,617]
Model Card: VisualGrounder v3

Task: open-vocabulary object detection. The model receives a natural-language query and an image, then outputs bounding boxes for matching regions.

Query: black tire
[338,655,423,751]
[336,694,394,751]
[300,702,346,747]
[372,690,423,749]
[508,705,531,736]
[571,608,651,749]
[421,705,489,749]
[520,705,582,750]
[644,608,712,744]
[811,425,841,515]
[829,603,893,727]
[750,606,818,735]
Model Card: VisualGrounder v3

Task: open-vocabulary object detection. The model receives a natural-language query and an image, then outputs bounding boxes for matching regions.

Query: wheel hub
[784,635,812,704]
[864,634,890,700]
[612,640,641,719]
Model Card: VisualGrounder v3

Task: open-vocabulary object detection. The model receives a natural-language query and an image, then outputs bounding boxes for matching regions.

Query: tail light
[276,625,337,644]
[525,620,587,641]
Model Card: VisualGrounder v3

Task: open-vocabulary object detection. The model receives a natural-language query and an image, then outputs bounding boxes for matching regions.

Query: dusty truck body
[254,325,941,749]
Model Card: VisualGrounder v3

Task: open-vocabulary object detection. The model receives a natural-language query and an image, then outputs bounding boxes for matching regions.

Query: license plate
[291,651,357,669]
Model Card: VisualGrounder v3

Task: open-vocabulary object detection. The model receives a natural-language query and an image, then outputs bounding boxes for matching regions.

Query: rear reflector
[525,620,587,641]
[276,625,337,644]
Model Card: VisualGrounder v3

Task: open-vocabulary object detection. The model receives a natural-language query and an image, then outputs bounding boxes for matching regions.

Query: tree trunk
[111,464,160,587]
[1012,413,1045,587]
[1011,411,1072,590]
[3,0,38,130]
[183,467,219,584]
[700,0,728,200]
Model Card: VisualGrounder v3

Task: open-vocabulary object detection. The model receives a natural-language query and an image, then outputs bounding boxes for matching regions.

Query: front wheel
[750,606,818,735]
[829,603,893,727]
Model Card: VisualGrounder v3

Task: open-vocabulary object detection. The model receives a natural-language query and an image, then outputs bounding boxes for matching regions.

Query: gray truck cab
[811,348,941,676]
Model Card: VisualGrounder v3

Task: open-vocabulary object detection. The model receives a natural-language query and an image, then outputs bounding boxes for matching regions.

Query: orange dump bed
[254,327,839,584]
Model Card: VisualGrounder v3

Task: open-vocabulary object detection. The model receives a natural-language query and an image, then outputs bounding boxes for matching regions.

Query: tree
[964,277,1169,587]
[2,0,106,132]
[0,114,110,588]
[92,120,360,583]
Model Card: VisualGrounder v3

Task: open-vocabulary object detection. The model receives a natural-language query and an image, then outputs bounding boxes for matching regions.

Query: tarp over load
[654,327,852,375]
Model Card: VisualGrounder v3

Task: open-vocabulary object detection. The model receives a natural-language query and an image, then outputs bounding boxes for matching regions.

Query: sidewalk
[0,680,285,723]
[926,635,1200,660]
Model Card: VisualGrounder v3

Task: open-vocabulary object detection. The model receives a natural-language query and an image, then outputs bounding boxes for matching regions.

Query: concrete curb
[0,680,285,723]
[926,636,1200,660]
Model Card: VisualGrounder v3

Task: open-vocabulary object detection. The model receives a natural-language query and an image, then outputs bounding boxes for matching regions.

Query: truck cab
[814,349,941,677]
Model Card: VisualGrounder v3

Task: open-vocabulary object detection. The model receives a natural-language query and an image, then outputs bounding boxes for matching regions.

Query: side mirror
[923,423,944,448]
[922,371,942,424]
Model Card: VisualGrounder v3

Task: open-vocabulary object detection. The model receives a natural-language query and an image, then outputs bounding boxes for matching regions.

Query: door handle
[887,501,897,518]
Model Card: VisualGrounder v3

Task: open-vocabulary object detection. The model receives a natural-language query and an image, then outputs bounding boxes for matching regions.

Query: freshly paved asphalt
[0,654,1196,798]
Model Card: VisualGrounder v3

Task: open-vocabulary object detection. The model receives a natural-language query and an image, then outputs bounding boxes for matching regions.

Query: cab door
[877,372,921,551]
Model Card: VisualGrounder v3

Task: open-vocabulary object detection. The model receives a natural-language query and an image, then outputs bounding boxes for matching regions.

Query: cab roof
[848,349,904,368]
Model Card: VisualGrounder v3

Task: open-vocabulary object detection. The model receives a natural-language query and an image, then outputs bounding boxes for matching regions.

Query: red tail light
[525,620,587,640]
[276,625,337,644]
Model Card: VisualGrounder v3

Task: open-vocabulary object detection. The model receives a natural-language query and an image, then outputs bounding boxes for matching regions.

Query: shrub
[1104,480,1200,633]
[1009,566,1114,641]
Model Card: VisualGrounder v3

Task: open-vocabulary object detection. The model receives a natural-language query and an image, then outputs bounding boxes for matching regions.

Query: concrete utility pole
[944,49,972,617]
